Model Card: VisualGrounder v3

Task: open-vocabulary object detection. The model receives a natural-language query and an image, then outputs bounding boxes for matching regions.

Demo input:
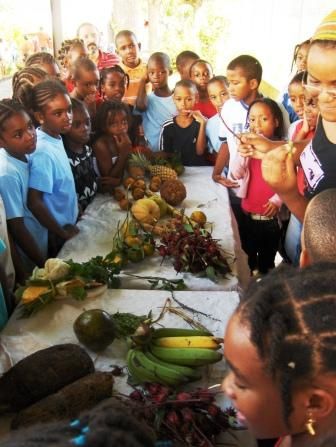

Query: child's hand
[61,224,79,240]
[213,174,239,188]
[263,201,279,217]
[191,110,207,125]
[114,133,132,154]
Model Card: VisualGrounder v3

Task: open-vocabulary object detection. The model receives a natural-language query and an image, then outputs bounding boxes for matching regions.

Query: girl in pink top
[232,98,284,275]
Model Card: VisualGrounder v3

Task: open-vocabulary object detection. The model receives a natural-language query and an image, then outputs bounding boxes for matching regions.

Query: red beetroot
[165,410,180,427]
[129,389,144,401]
[176,391,192,401]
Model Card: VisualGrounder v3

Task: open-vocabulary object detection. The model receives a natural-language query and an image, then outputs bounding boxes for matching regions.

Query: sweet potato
[11,372,114,429]
[0,344,94,412]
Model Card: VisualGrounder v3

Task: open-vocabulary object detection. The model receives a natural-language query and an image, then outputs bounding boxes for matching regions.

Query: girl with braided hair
[25,52,61,79]
[27,80,79,256]
[222,262,336,446]
[12,66,48,112]
[0,99,47,277]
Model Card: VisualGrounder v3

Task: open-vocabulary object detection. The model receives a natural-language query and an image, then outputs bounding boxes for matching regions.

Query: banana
[150,345,223,367]
[145,351,202,382]
[153,336,221,349]
[128,349,189,386]
[126,349,144,384]
[152,327,213,339]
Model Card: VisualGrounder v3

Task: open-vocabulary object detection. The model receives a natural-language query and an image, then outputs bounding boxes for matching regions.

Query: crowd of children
[0,10,336,447]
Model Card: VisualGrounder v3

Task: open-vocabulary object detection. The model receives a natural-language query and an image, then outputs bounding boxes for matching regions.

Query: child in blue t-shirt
[0,99,47,275]
[136,52,177,151]
[27,80,79,256]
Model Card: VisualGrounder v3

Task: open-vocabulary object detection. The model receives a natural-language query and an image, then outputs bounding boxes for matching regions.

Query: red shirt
[242,158,277,214]
[193,100,217,118]
[97,50,119,70]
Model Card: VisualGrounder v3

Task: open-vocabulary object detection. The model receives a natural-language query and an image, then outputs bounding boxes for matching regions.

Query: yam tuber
[11,372,114,429]
[0,344,94,412]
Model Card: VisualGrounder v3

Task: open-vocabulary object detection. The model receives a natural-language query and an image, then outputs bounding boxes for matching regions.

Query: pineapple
[128,151,178,181]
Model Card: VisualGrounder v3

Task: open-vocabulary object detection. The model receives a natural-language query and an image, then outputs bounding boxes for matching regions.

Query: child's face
[295,43,309,72]
[288,82,305,119]
[101,72,126,101]
[226,68,256,102]
[0,112,36,157]
[66,107,91,145]
[303,92,319,129]
[306,43,336,123]
[222,313,308,439]
[178,57,198,81]
[190,62,212,91]
[173,85,196,115]
[116,34,140,68]
[207,80,229,112]
[147,59,170,90]
[37,93,73,137]
[106,110,128,136]
[248,102,278,138]
[75,68,99,98]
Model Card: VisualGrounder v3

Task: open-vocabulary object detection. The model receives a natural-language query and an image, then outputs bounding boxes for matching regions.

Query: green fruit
[127,247,144,263]
[150,195,168,217]
[73,309,116,352]
[172,164,185,176]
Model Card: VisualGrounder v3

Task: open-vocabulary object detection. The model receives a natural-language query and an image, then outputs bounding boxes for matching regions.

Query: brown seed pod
[132,187,145,200]
[132,179,146,190]
[114,188,126,201]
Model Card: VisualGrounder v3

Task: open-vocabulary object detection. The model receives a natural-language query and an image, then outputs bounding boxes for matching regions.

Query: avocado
[73,309,116,352]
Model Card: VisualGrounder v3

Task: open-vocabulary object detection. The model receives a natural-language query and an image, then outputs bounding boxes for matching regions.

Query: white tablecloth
[59,167,249,291]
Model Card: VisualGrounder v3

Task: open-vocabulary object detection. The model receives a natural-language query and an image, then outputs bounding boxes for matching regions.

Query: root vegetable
[0,344,94,412]
[11,372,113,429]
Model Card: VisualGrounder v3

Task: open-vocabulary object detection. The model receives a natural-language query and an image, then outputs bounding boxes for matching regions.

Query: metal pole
[50,0,63,57]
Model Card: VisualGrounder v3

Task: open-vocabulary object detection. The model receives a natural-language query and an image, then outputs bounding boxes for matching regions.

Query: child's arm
[263,194,283,218]
[135,75,149,112]
[159,123,174,154]
[192,111,207,155]
[93,135,131,183]
[212,142,239,188]
[230,153,249,180]
[28,189,79,240]
[7,218,45,267]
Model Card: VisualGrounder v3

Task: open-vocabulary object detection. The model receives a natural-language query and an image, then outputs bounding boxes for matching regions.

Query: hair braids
[25,52,56,68]
[238,263,336,425]
[12,67,48,109]
[0,99,27,134]
[30,79,69,112]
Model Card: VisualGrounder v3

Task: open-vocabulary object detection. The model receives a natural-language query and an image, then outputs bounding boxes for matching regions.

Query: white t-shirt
[218,99,249,178]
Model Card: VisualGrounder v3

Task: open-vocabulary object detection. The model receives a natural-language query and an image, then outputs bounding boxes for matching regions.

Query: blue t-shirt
[0,149,48,259]
[141,93,177,152]
[0,239,8,331]
[29,128,78,227]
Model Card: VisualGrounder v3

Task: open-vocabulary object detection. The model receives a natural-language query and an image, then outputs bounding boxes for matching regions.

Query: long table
[59,167,250,291]
[0,168,256,445]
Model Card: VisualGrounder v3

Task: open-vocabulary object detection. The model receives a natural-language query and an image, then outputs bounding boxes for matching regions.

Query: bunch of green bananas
[127,328,223,387]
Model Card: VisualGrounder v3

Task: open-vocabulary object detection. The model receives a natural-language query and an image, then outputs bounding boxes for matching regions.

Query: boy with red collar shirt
[115,30,148,106]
